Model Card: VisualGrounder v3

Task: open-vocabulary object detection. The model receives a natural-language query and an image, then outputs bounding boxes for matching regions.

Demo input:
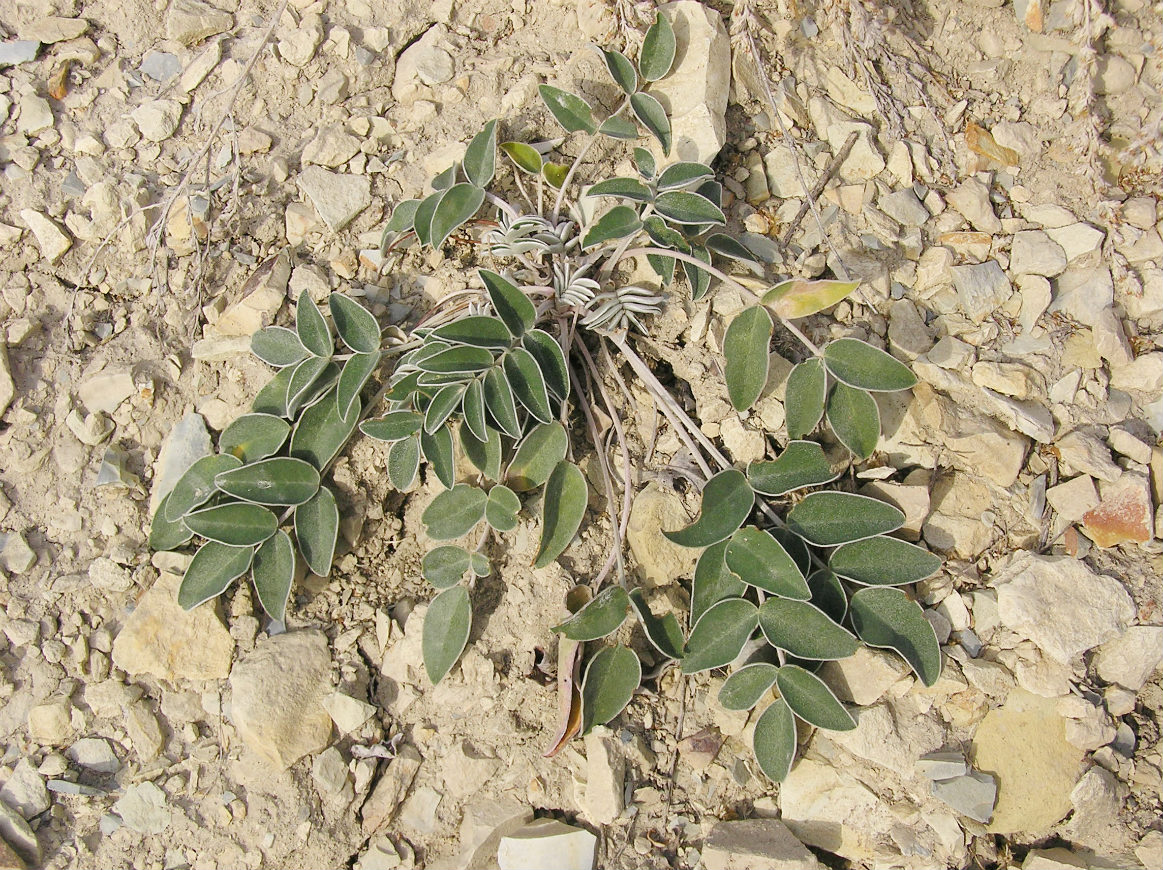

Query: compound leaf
[663,468,754,548]
[553,586,630,641]
[580,645,641,734]
[823,338,918,392]
[786,492,905,546]
[724,305,773,411]
[534,461,587,568]
[682,598,759,674]
[178,541,254,610]
[423,586,472,684]
[485,484,521,532]
[252,530,295,622]
[849,587,942,686]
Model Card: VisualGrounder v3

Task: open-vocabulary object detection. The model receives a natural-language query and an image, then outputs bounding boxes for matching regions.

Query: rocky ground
[0,0,1161,869]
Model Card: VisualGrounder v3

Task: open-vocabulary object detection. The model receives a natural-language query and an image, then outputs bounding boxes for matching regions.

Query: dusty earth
[0,0,1161,869]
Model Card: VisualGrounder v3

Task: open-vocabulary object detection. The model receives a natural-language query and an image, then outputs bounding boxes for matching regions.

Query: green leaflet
[746,441,838,496]
[422,545,476,590]
[682,598,759,674]
[599,47,638,94]
[553,586,630,641]
[461,379,488,441]
[424,384,465,434]
[580,644,641,734]
[420,424,456,489]
[291,389,360,471]
[480,269,535,338]
[504,347,553,423]
[295,485,339,577]
[461,422,502,481]
[718,662,780,711]
[417,345,495,375]
[629,92,671,156]
[329,293,380,354]
[252,530,295,622]
[542,162,568,189]
[806,569,848,624]
[849,587,942,686]
[219,414,290,464]
[663,468,754,548]
[753,697,796,782]
[432,316,513,349]
[822,338,918,392]
[826,381,879,460]
[597,115,639,139]
[507,421,567,491]
[296,291,333,358]
[683,245,712,300]
[178,541,254,610]
[639,11,676,82]
[150,493,194,551]
[786,492,905,546]
[184,502,278,547]
[762,278,859,320]
[483,366,521,438]
[633,147,656,180]
[534,461,588,569]
[485,484,521,532]
[657,162,714,191]
[429,183,485,249]
[214,457,320,507]
[654,191,726,226]
[336,351,380,422]
[462,119,497,188]
[361,410,422,443]
[725,526,810,599]
[830,536,942,586]
[587,177,652,202]
[252,365,296,417]
[522,329,569,399]
[251,326,307,368]
[423,483,487,540]
[724,306,773,412]
[690,539,745,628]
[387,435,421,490]
[423,586,472,684]
[382,198,420,238]
[285,357,336,418]
[582,205,642,249]
[758,598,859,661]
[784,358,826,440]
[539,85,597,134]
[165,454,243,522]
[776,665,856,731]
[629,589,684,660]
[412,190,443,246]
[500,141,542,175]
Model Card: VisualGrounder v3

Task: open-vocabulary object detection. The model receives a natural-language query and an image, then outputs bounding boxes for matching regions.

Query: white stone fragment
[19,209,72,263]
[498,819,597,870]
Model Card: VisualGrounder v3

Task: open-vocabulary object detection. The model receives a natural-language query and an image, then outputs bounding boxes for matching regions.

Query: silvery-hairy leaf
[252,366,296,417]
[252,326,307,368]
[682,245,712,301]
[534,461,588,568]
[413,190,443,246]
[598,116,638,140]
[539,85,597,134]
[830,535,942,586]
[480,269,536,338]
[296,485,339,577]
[500,141,543,174]
[633,147,656,179]
[431,163,458,190]
[285,356,334,418]
[432,316,513,349]
[806,568,848,624]
[724,305,772,412]
[416,345,494,374]
[504,347,553,423]
[826,381,879,460]
[582,205,642,249]
[290,388,359,470]
[642,215,686,248]
[387,435,421,490]
[219,414,291,464]
[361,410,422,442]
[423,586,472,684]
[629,92,671,155]
[485,484,521,532]
[423,483,487,540]
[381,198,421,239]
[784,358,827,440]
[553,586,631,641]
[252,530,295,622]
[424,384,465,435]
[296,291,333,358]
[580,645,641,734]
[629,589,684,660]
[421,424,456,490]
[776,664,856,731]
[461,379,488,441]
[762,278,860,320]
[214,457,321,507]
[184,502,278,547]
[718,662,780,711]
[462,119,497,188]
[422,545,475,589]
[681,598,759,674]
[662,468,754,548]
[165,454,243,522]
[725,526,810,599]
[656,162,714,191]
[786,492,905,546]
[757,598,859,660]
[336,351,380,422]
[460,422,502,481]
[705,233,764,274]
[822,338,918,392]
[654,191,726,226]
[746,441,838,497]
[586,177,653,202]
[639,11,676,82]
[599,47,638,94]
[522,329,569,399]
[849,586,942,686]
[150,492,194,551]
[178,541,254,611]
[329,293,380,354]
[753,697,796,782]
[507,421,567,492]
[429,183,486,249]
[690,539,745,628]
[483,366,522,438]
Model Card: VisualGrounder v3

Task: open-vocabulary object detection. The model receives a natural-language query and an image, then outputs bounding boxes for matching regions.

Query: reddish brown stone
[1082,472,1153,548]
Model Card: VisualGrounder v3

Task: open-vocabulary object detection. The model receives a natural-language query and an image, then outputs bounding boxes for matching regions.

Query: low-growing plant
[151,12,942,781]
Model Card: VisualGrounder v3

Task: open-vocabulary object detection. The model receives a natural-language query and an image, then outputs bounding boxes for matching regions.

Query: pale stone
[214,253,290,336]
[180,39,222,93]
[858,481,929,541]
[112,570,234,681]
[826,122,885,180]
[323,691,376,734]
[971,689,1083,834]
[950,261,1011,320]
[926,336,974,370]
[229,630,333,769]
[778,759,895,865]
[993,553,1135,664]
[930,771,996,823]
[78,369,135,414]
[149,412,213,517]
[824,66,876,115]
[1109,352,1163,395]
[67,738,120,774]
[627,483,699,586]
[0,799,39,867]
[458,798,534,868]
[19,210,71,263]
[1093,626,1163,691]
[0,759,49,820]
[125,702,165,762]
[947,178,1001,233]
[819,646,911,706]
[312,746,352,800]
[441,741,500,799]
[297,167,371,232]
[1107,426,1152,464]
[497,818,597,870]
[923,472,994,558]
[888,299,933,360]
[702,819,822,870]
[131,99,182,142]
[277,14,323,66]
[1045,222,1104,262]
[581,731,624,824]
[27,699,75,745]
[0,832,28,870]
[361,744,422,834]
[971,361,1042,399]
[1091,307,1132,366]
[1017,274,1052,332]
[765,143,816,199]
[829,700,945,777]
[1010,231,1066,277]
[1049,267,1112,326]
[649,2,730,165]
[393,27,453,101]
[113,782,171,834]
[16,93,52,134]
[916,751,968,781]
[166,0,233,45]
[302,126,362,168]
[879,189,930,227]
[1056,429,1122,483]
[1045,475,1099,523]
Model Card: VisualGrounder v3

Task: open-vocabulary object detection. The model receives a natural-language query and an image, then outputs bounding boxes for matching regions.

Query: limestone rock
[113,781,172,834]
[0,835,26,870]
[393,27,455,102]
[323,690,376,734]
[650,2,730,165]
[1081,472,1153,548]
[0,759,48,820]
[20,17,88,44]
[497,818,597,870]
[971,689,1083,835]
[0,342,14,419]
[362,744,422,834]
[947,178,1001,233]
[66,738,120,774]
[819,646,911,706]
[1010,231,1067,277]
[131,100,182,142]
[27,699,75,745]
[702,819,821,870]
[0,799,39,868]
[302,126,362,168]
[19,210,71,264]
[166,0,233,46]
[1049,267,1112,327]
[994,553,1134,664]
[112,570,234,681]
[297,167,371,232]
[214,251,290,336]
[458,798,534,868]
[1093,626,1163,691]
[581,731,624,825]
[1055,429,1122,483]
[627,483,700,586]
[441,741,500,799]
[229,630,333,769]
[828,699,945,777]
[1045,475,1100,523]
[950,261,1011,320]
[930,771,996,824]
[277,13,323,67]
[150,413,213,517]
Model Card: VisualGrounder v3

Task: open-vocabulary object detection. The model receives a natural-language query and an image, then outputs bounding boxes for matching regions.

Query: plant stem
[552,97,632,222]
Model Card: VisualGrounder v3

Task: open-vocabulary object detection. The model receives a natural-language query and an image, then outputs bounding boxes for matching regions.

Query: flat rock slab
[971,689,1083,835]
[229,630,333,769]
[297,167,371,232]
[498,818,597,870]
[111,570,234,682]
[702,819,822,870]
